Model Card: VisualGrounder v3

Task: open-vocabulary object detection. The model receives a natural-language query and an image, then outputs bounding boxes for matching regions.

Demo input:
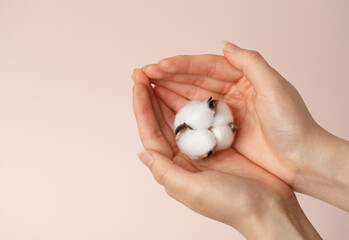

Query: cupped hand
[142,42,329,194]
[131,69,320,239]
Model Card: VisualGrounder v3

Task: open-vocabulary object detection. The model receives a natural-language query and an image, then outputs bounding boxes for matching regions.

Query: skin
[132,69,322,239]
[142,42,349,212]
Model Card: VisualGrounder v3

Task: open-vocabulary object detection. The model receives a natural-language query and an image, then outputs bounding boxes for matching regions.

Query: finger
[133,83,173,158]
[222,41,285,93]
[133,69,177,152]
[144,64,232,95]
[152,79,223,102]
[156,97,175,131]
[157,54,243,82]
[153,86,188,112]
[139,150,196,199]
[156,98,180,153]
[143,64,171,79]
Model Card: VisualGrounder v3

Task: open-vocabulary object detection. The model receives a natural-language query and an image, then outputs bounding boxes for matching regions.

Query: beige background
[1,0,349,239]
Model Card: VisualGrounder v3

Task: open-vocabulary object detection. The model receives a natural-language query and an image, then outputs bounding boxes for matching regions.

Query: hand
[132,69,322,239]
[142,42,349,211]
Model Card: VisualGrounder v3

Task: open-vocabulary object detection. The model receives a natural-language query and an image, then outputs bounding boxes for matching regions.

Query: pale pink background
[1,0,348,239]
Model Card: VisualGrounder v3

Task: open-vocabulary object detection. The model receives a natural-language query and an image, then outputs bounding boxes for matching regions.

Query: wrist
[295,126,349,211]
[237,194,322,240]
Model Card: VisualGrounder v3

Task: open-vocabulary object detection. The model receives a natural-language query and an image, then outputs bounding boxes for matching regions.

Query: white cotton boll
[174,97,238,159]
[212,101,234,127]
[176,129,216,159]
[174,101,214,130]
[210,125,235,151]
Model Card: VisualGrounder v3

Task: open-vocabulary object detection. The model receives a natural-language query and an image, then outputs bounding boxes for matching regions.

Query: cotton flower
[174,97,239,159]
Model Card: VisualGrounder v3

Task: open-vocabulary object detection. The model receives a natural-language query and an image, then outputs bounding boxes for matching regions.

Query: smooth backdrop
[1,0,349,239]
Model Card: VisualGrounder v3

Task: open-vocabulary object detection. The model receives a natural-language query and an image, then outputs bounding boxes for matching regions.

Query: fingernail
[222,41,240,53]
[137,150,153,168]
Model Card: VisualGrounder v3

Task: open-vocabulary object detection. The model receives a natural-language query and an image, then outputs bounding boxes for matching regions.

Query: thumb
[222,41,284,93]
[138,150,193,192]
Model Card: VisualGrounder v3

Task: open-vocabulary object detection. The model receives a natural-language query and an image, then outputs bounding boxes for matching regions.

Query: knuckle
[172,54,187,63]
[186,86,198,99]
[207,64,217,78]
[222,81,233,94]
[154,169,169,186]
[193,76,205,86]
[200,55,217,77]
[208,61,218,78]
[150,127,164,141]
[243,50,265,73]
[246,50,263,62]
[138,99,151,115]
[161,55,185,70]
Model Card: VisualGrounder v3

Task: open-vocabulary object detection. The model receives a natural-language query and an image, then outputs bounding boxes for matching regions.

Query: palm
[166,78,281,182]
[142,55,294,182]
[132,68,293,225]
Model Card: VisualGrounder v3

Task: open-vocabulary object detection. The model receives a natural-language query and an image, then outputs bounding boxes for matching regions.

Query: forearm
[238,196,322,240]
[296,126,349,211]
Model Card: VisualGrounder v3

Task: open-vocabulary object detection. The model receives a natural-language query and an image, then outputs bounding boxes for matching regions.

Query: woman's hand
[132,69,322,239]
[142,42,349,211]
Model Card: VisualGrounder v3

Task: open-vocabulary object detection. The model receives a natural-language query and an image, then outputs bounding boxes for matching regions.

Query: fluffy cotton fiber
[210,126,234,151]
[212,101,234,126]
[176,129,216,160]
[174,101,215,130]
[174,98,238,159]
